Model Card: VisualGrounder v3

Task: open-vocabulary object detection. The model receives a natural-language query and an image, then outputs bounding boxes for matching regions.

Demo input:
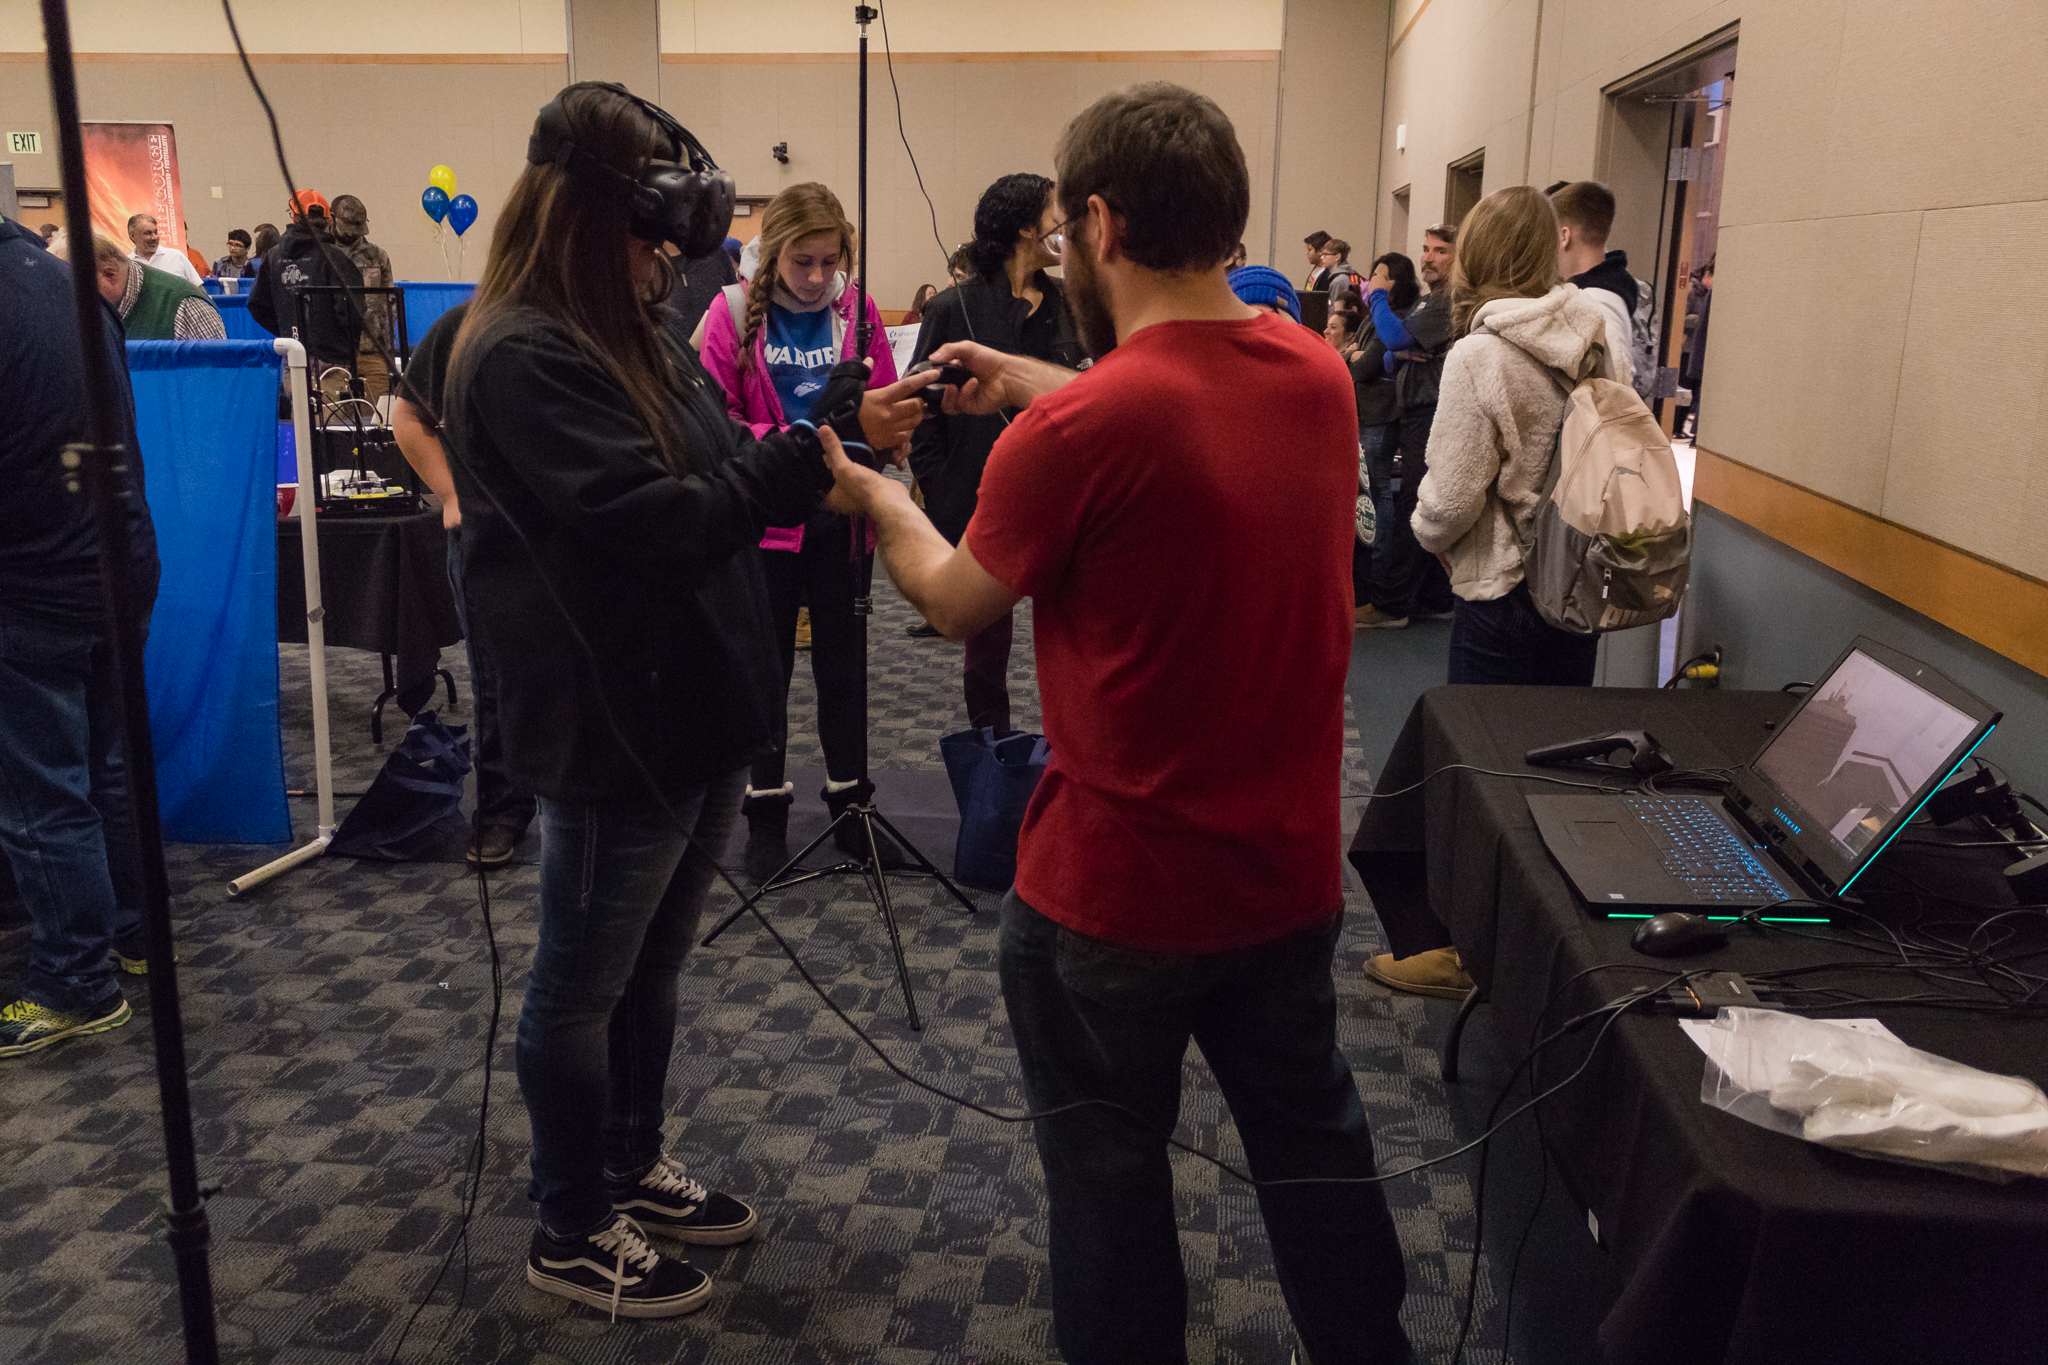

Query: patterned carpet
[0,573,1528,1365]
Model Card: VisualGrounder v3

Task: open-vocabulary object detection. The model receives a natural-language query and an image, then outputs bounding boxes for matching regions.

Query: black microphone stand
[37,2,220,1360]
[702,3,976,1031]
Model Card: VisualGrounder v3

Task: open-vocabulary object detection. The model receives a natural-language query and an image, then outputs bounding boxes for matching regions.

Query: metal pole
[37,3,220,1359]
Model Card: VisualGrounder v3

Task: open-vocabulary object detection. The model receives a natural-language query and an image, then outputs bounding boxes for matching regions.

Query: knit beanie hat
[1229,265,1300,323]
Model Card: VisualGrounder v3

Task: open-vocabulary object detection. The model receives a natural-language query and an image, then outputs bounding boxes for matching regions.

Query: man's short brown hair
[1055,82,1250,273]
[1549,181,1616,243]
[1423,222,1458,246]
[1305,230,1331,250]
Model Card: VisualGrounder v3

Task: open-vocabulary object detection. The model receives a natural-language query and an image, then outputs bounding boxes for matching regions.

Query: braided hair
[736,182,856,375]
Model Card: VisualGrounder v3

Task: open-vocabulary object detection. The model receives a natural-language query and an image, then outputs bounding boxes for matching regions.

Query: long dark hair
[453,84,692,471]
[968,173,1052,278]
[1371,252,1421,313]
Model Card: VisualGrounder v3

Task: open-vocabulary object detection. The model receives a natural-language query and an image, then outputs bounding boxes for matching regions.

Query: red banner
[81,121,187,253]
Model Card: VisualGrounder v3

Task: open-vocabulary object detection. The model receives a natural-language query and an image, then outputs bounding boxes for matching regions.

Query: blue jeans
[446,530,534,832]
[998,893,1412,1365]
[1447,581,1599,686]
[0,610,147,1014]
[516,768,746,1236]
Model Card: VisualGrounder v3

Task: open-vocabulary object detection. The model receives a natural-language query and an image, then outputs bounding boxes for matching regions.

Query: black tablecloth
[277,510,462,703]
[1350,686,2048,1365]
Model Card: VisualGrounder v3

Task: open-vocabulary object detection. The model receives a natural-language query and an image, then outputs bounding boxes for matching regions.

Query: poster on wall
[81,121,187,253]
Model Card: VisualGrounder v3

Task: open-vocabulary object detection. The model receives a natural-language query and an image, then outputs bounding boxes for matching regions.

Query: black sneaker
[608,1155,759,1245]
[0,995,131,1059]
[526,1213,713,1319]
[109,934,177,976]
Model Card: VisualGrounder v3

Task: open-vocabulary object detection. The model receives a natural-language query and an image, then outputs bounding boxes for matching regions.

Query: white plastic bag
[1697,1007,2048,1180]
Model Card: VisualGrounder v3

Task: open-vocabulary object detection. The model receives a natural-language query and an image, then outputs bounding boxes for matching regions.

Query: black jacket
[0,217,158,627]
[443,306,834,801]
[249,223,365,363]
[1393,289,1456,414]
[907,271,1080,544]
[1570,249,1639,316]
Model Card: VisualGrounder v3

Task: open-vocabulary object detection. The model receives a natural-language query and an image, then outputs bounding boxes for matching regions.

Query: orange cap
[289,189,330,220]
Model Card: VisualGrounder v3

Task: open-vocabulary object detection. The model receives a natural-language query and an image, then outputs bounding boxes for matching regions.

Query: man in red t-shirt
[819,83,1411,1365]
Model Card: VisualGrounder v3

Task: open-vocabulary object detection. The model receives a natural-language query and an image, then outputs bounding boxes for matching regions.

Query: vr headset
[527,82,736,258]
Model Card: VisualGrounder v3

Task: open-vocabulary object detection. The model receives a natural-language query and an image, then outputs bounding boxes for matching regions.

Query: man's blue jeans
[0,610,146,1014]
[446,530,535,833]
[516,769,745,1236]
[998,893,1413,1365]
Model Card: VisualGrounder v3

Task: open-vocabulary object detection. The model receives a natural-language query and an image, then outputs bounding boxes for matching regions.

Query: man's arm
[818,427,1018,640]
[392,396,460,530]
[922,340,1079,417]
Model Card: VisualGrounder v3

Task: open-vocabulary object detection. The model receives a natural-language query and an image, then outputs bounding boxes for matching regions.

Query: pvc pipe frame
[229,338,335,896]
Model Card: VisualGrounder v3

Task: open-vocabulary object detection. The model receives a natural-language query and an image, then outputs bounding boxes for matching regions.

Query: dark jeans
[998,893,1412,1365]
[1369,414,1456,620]
[446,529,535,833]
[517,767,746,1237]
[754,520,863,790]
[1351,424,1390,608]
[0,610,147,1014]
[963,608,1014,733]
[1447,582,1600,686]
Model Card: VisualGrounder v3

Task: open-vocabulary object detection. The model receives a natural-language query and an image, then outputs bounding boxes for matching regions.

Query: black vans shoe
[525,1214,712,1320]
[608,1155,758,1245]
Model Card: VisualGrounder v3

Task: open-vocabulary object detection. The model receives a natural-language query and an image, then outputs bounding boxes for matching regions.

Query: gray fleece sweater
[1411,284,1617,601]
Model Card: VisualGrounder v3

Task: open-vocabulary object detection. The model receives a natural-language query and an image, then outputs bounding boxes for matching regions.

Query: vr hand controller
[907,358,975,414]
[798,360,881,470]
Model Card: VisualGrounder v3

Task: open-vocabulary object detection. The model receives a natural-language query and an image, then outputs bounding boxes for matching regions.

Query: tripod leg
[867,808,978,915]
[701,811,849,947]
[859,811,923,1031]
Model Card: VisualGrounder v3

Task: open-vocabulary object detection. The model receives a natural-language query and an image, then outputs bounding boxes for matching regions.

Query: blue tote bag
[939,728,1050,892]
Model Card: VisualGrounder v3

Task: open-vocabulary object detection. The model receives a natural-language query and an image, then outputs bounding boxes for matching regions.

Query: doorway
[1444,151,1484,232]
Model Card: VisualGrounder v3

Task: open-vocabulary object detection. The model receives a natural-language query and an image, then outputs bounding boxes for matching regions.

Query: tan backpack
[1493,336,1691,634]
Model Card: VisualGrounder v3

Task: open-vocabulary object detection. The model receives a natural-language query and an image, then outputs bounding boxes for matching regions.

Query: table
[1349,685,2048,1365]
[278,509,462,736]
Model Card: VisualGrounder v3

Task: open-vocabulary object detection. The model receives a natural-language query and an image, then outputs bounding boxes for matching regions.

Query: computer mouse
[1631,912,1729,958]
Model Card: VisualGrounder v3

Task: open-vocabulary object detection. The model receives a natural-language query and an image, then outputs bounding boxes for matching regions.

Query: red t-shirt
[967,312,1358,952]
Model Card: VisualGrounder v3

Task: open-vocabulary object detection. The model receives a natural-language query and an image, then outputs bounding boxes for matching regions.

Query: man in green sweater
[90,234,225,341]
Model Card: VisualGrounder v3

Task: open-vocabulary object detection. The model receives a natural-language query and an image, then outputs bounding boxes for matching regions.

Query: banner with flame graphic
[81,121,187,253]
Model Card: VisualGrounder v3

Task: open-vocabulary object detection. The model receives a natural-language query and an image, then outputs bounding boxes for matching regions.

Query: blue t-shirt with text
[764,302,837,425]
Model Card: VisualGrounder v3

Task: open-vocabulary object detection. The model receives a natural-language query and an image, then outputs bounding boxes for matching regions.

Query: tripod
[702,3,976,1031]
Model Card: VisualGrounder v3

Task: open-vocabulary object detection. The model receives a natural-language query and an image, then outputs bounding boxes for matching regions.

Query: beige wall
[1378,0,2048,588]
[1269,0,1389,273]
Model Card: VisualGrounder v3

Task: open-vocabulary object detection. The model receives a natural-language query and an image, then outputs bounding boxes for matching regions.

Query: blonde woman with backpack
[698,182,916,880]
[1412,184,1622,687]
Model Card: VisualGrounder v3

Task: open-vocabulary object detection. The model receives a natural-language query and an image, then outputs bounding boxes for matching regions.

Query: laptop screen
[1750,647,1982,862]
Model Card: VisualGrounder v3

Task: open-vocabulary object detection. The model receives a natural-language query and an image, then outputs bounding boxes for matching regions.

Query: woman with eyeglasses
[904,173,1080,726]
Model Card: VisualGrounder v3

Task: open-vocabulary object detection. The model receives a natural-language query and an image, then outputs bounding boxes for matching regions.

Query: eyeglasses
[1043,215,1078,259]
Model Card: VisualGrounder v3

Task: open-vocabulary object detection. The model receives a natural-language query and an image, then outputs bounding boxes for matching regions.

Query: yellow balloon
[428,164,457,196]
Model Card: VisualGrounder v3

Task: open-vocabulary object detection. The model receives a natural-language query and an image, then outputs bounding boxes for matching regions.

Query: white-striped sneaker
[608,1154,759,1245]
[525,1213,711,1320]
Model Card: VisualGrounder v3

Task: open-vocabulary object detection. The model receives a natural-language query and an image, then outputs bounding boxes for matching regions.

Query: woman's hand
[858,373,929,452]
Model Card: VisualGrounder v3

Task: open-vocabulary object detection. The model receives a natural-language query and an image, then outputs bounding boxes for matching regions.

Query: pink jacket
[699,279,898,553]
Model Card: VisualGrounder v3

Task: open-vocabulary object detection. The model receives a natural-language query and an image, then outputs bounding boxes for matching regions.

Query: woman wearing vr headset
[698,182,907,883]
[440,82,924,1318]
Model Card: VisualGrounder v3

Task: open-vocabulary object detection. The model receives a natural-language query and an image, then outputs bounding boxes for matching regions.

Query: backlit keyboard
[1619,795,1791,903]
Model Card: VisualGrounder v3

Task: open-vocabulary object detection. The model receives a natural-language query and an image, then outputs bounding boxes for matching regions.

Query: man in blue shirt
[0,215,161,1059]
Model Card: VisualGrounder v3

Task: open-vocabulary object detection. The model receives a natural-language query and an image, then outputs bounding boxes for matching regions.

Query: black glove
[801,360,878,468]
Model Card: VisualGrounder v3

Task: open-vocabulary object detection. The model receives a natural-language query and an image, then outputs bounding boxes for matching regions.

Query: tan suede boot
[1364,946,1474,999]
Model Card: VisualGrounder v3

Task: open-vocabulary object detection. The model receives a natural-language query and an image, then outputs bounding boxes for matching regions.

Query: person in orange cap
[250,186,363,381]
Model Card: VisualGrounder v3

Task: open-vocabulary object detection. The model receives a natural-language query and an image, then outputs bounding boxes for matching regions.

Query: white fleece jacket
[1411,284,1616,601]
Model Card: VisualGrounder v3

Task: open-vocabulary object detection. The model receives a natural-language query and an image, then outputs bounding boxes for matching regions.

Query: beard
[1063,241,1119,361]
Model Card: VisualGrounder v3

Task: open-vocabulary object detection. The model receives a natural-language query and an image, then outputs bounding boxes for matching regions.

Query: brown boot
[1364,946,1473,999]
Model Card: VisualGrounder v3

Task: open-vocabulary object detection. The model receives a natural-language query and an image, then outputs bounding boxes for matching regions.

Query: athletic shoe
[1354,605,1410,630]
[1364,946,1474,1000]
[526,1213,712,1320]
[904,621,943,639]
[0,995,132,1059]
[109,934,178,976]
[608,1155,759,1245]
[466,824,522,866]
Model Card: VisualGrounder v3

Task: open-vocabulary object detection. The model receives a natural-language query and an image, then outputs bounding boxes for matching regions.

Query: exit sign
[8,132,40,155]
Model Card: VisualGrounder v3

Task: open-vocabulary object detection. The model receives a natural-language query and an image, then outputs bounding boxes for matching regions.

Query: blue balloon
[421,186,450,224]
[448,194,478,237]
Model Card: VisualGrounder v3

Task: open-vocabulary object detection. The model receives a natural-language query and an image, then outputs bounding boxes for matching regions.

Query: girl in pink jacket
[697,182,903,879]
